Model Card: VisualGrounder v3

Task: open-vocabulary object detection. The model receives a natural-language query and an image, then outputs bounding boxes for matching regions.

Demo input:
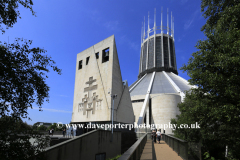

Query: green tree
[0,0,35,33]
[0,39,61,160]
[0,116,50,160]
[37,125,47,131]
[32,123,39,130]
[0,39,61,119]
[0,39,61,159]
[0,1,61,159]
[47,123,62,131]
[172,0,240,159]
[171,91,227,159]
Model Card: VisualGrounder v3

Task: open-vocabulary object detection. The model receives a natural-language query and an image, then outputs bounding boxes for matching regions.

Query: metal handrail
[118,133,147,160]
[162,134,188,160]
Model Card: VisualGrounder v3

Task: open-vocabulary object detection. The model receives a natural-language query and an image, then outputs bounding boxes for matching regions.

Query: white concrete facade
[150,93,181,134]
[72,35,134,124]
[129,72,195,134]
[131,93,181,134]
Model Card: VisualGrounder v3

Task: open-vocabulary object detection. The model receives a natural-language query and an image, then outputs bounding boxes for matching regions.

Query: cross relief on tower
[78,77,102,118]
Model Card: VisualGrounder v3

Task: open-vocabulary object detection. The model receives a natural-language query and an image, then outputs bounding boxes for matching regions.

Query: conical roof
[130,71,193,96]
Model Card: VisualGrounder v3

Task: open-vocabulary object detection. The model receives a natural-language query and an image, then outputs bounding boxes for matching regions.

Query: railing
[162,134,188,160]
[118,133,147,160]
[189,141,202,160]
[35,130,122,160]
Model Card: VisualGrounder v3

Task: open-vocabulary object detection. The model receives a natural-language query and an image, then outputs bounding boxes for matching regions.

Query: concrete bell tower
[72,35,135,125]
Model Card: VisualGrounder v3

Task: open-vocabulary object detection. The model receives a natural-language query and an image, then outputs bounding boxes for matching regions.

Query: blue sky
[1,0,206,125]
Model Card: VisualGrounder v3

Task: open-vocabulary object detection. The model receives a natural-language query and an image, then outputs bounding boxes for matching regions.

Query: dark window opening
[86,56,90,65]
[144,114,146,124]
[132,99,144,103]
[149,98,152,124]
[95,52,99,59]
[163,36,169,67]
[95,153,106,160]
[142,42,147,71]
[78,60,82,70]
[102,48,109,63]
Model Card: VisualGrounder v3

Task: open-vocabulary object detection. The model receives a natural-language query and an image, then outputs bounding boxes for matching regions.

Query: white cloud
[177,34,186,42]
[120,35,139,51]
[81,8,120,31]
[59,95,69,97]
[181,56,186,60]
[104,21,119,31]
[32,107,72,113]
[128,41,139,51]
[184,18,194,30]
[184,9,201,30]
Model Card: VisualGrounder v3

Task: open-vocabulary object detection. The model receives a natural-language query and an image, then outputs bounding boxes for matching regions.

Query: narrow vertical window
[95,52,99,59]
[102,48,109,63]
[86,56,90,65]
[78,60,82,69]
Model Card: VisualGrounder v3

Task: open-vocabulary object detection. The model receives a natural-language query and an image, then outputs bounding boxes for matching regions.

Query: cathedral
[130,9,196,133]
[71,9,196,134]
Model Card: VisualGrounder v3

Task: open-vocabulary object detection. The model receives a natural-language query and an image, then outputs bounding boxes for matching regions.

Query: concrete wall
[72,36,114,122]
[121,131,137,154]
[116,81,135,124]
[41,130,121,160]
[72,35,135,124]
[151,93,181,134]
[130,93,181,134]
[132,102,144,124]
[131,95,146,124]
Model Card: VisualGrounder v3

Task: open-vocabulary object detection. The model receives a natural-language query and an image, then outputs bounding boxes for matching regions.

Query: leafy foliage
[200,0,239,34]
[0,39,61,120]
[172,0,240,159]
[107,155,121,160]
[171,92,227,159]
[0,116,50,160]
[0,39,61,159]
[0,0,35,33]
[32,123,39,130]
[0,1,61,158]
[47,123,63,131]
[37,125,47,131]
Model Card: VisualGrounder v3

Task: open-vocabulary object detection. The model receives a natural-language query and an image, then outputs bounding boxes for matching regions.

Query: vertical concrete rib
[162,71,185,102]
[161,7,164,67]
[154,8,156,68]
[147,72,155,94]
[167,8,169,35]
[140,22,144,73]
[140,43,144,73]
[170,72,198,88]
[141,22,143,44]
[142,17,145,71]
[173,17,175,41]
[146,12,150,70]
[144,16,145,40]
[171,12,173,37]
[167,8,171,67]
[172,17,177,70]
[137,72,156,125]
[168,37,171,67]
[173,37,177,70]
